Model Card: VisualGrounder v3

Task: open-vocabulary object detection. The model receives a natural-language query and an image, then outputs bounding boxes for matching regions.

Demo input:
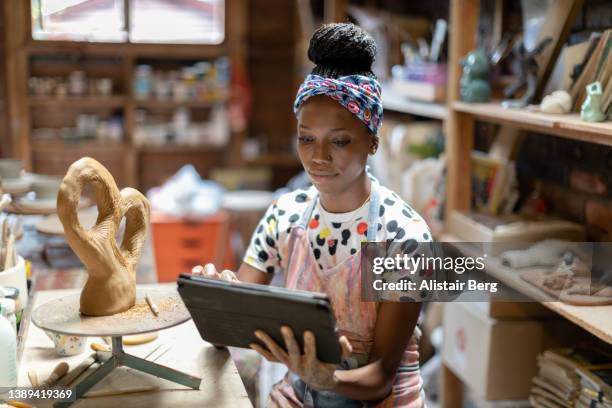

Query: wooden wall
[0,4,8,157]
[248,0,298,154]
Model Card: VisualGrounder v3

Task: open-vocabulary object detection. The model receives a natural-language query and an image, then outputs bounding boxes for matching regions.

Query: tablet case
[177,274,343,364]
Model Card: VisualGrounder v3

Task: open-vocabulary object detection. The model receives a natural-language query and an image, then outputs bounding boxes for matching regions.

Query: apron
[268,183,425,408]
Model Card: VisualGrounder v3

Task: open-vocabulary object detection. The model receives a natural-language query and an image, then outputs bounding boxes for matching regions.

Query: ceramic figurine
[57,157,150,316]
[459,48,491,103]
[502,37,552,108]
[580,81,607,122]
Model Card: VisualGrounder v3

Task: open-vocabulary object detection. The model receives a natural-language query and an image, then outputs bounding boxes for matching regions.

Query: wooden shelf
[440,234,612,345]
[382,84,448,120]
[29,96,126,109]
[133,98,226,109]
[136,144,226,153]
[245,153,302,167]
[453,101,612,145]
[25,41,228,59]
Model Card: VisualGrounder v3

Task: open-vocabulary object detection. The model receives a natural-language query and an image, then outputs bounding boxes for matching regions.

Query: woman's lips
[308,171,338,183]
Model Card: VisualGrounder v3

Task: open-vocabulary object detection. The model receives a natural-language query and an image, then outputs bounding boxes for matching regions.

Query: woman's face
[296,95,376,195]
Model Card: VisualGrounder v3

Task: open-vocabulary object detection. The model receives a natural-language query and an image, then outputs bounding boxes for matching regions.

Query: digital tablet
[177,273,342,364]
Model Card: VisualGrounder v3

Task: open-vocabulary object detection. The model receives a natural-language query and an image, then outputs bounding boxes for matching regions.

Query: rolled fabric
[294,74,384,135]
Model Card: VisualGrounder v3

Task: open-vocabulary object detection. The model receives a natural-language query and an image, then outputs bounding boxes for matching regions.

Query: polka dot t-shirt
[244,180,432,274]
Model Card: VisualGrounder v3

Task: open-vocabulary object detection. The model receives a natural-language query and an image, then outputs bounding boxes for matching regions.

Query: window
[31,0,225,44]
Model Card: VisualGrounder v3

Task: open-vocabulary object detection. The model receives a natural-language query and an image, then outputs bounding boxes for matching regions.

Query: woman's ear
[369,136,379,155]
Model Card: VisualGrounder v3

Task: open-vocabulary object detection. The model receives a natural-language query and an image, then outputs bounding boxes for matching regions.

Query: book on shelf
[570,29,612,111]
[471,151,514,214]
[530,347,612,408]
[576,364,612,399]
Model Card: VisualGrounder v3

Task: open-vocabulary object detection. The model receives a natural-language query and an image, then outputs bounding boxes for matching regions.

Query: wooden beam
[4,0,31,166]
[445,0,479,221]
[324,0,347,23]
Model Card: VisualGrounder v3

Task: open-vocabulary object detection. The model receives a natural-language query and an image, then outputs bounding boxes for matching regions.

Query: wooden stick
[145,293,159,316]
[6,401,33,408]
[57,354,97,387]
[85,385,159,398]
[27,369,39,387]
[123,333,158,345]
[41,362,69,387]
[91,342,111,352]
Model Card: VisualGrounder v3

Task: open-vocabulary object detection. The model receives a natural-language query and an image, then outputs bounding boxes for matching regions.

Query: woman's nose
[312,142,331,163]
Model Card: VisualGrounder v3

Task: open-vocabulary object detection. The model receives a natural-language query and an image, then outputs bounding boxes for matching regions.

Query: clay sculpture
[459,48,491,103]
[57,158,150,316]
[580,81,608,122]
[502,37,552,109]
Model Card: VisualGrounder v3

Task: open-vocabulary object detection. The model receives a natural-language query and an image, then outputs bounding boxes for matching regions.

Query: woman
[195,23,432,407]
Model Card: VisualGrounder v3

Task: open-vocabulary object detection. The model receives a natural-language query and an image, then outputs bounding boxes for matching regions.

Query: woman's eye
[298,136,313,143]
[333,139,350,147]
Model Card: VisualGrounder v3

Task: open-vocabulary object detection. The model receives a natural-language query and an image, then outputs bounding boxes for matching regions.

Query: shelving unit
[454,101,612,144]
[441,1,612,406]
[28,95,127,109]
[382,83,448,120]
[441,233,612,345]
[4,0,248,191]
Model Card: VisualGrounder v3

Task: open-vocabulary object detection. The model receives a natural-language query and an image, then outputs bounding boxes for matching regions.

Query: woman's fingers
[255,330,289,364]
[250,343,280,362]
[281,326,301,368]
[191,265,204,275]
[338,335,353,359]
[303,331,317,365]
[221,269,239,282]
[204,263,220,278]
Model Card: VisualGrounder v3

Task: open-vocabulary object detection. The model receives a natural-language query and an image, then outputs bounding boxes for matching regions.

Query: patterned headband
[293,74,384,135]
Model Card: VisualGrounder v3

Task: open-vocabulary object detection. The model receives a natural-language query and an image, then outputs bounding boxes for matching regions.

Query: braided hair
[308,23,377,80]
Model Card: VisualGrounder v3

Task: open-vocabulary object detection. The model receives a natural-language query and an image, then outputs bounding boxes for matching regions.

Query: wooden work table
[15,284,251,407]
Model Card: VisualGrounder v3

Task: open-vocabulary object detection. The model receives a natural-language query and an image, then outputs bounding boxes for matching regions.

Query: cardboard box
[472,301,554,320]
[391,78,446,102]
[447,210,586,256]
[442,302,545,400]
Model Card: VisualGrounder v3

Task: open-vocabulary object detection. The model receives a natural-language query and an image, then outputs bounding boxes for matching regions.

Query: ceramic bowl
[0,159,23,179]
[28,174,63,200]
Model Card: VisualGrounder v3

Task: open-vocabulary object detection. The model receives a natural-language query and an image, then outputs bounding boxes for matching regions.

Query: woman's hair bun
[308,23,377,78]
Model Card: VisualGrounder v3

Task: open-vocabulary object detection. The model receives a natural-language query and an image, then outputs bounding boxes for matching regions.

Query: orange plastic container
[150,210,235,282]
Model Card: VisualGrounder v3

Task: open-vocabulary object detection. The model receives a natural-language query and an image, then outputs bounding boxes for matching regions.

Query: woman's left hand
[250,326,352,391]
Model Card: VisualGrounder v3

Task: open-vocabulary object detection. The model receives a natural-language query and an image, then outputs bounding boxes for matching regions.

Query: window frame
[26,0,230,57]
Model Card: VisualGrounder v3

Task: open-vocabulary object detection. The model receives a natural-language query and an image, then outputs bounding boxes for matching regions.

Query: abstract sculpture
[57,157,150,316]
[502,37,552,108]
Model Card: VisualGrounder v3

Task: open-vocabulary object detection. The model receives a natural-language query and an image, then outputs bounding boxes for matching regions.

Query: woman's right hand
[191,263,240,282]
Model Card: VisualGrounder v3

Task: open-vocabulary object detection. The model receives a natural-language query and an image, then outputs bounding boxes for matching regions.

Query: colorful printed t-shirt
[244,180,433,277]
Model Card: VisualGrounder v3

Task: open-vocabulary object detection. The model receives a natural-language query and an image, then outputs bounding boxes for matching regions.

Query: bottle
[134,65,152,100]
[0,303,18,387]
[0,298,16,333]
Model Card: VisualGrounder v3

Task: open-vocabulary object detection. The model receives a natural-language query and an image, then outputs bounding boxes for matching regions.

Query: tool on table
[123,332,158,345]
[5,400,33,408]
[41,362,69,387]
[57,353,97,387]
[27,369,39,387]
[90,342,110,352]
[145,293,159,316]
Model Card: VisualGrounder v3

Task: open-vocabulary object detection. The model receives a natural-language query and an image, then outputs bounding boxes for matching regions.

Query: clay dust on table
[114,296,185,322]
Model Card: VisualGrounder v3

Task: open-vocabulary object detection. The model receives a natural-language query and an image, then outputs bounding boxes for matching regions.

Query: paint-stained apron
[268,184,425,408]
